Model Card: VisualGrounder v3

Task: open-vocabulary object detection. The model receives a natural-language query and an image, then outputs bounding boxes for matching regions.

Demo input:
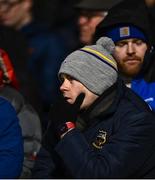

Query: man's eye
[135,40,143,45]
[67,76,74,81]
[60,76,65,83]
[116,42,125,47]
[64,75,74,81]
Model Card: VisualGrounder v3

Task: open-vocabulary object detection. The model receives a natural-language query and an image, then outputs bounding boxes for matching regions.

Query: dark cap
[75,0,123,11]
[95,0,153,46]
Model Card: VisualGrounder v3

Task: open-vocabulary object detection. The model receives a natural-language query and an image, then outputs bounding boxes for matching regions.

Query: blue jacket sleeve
[0,97,23,178]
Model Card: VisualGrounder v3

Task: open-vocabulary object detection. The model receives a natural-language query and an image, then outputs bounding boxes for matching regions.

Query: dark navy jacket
[32,80,155,178]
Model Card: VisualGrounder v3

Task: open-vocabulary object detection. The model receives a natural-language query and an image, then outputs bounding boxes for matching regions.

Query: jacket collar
[80,78,126,127]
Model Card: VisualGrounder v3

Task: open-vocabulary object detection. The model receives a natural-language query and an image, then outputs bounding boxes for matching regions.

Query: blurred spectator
[0,0,70,130]
[0,48,42,178]
[0,25,34,98]
[145,0,155,7]
[95,0,155,110]
[74,0,123,46]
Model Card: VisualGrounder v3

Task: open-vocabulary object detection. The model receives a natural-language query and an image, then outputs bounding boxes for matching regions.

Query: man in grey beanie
[32,37,155,178]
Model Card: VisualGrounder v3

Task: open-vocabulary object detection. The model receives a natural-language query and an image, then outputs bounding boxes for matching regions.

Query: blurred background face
[78,10,107,45]
[60,74,99,110]
[0,0,32,29]
[145,0,155,7]
[113,38,148,78]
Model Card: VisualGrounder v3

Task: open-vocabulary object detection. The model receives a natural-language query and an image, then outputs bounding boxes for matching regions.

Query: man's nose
[127,43,136,55]
[60,79,70,92]
[78,15,89,25]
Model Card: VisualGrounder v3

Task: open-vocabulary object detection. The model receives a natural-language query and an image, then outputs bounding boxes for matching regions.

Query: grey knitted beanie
[59,37,118,95]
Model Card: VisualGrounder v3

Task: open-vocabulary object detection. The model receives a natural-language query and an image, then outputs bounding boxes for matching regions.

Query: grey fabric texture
[59,37,118,95]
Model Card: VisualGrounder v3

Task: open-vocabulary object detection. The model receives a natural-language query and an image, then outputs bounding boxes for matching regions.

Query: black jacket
[32,80,155,178]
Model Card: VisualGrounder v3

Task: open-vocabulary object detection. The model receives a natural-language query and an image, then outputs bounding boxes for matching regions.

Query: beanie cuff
[105,25,147,43]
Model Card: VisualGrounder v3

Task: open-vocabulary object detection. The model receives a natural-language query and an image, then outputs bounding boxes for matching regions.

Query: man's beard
[118,56,143,78]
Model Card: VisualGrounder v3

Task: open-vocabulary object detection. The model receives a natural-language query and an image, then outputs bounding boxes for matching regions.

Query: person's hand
[49,93,85,137]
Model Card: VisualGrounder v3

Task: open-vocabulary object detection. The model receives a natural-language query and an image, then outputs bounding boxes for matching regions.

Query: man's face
[145,0,155,7]
[60,74,99,110]
[78,10,107,45]
[113,38,148,77]
[0,0,31,29]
